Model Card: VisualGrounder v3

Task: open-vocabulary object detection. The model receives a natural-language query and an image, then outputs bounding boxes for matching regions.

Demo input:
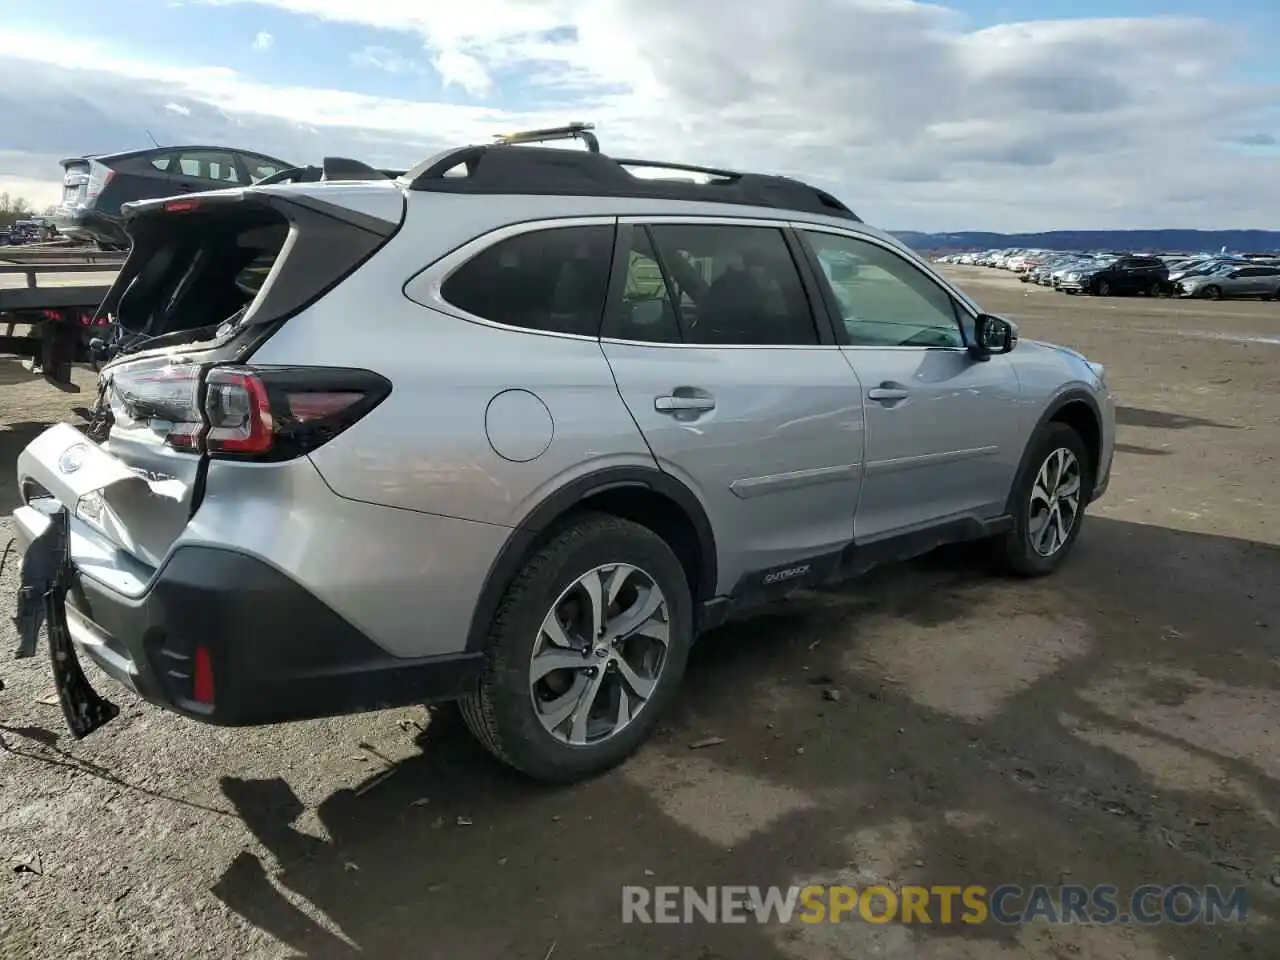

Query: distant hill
[891,229,1280,254]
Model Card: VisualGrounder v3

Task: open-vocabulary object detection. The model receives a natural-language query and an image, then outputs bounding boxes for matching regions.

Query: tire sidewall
[1005,424,1092,575]
[482,518,693,780]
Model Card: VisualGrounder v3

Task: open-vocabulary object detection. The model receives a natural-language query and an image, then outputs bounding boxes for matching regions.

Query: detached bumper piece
[12,508,120,738]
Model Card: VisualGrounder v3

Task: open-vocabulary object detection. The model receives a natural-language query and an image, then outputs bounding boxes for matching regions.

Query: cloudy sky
[1,0,1277,232]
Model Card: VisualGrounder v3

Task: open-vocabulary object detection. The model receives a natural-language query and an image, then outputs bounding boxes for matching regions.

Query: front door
[797,228,1022,542]
[600,219,866,595]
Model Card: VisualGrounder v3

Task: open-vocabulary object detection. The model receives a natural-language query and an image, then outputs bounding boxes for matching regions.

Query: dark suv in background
[1058,255,1168,297]
[55,145,293,248]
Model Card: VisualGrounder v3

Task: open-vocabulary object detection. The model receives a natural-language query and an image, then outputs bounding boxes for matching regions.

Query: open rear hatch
[16,184,404,572]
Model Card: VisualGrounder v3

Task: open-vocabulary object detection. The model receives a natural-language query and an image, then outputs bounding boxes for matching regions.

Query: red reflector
[193,646,215,705]
[286,391,364,422]
[165,199,200,213]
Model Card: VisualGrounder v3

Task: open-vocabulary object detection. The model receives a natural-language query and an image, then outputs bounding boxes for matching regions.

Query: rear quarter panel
[249,199,658,528]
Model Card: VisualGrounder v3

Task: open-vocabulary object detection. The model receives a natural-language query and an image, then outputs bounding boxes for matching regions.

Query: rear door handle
[655,395,715,412]
[868,386,909,402]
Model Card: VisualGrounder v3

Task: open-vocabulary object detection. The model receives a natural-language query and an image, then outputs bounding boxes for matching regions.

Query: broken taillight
[111,362,390,461]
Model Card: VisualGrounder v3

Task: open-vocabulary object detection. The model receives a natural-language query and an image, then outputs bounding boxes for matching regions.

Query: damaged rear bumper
[10,427,482,732]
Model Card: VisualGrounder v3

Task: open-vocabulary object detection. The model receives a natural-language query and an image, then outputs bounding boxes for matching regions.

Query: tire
[1148,281,1163,297]
[1202,285,1222,301]
[459,513,694,782]
[1095,280,1111,296]
[996,423,1091,578]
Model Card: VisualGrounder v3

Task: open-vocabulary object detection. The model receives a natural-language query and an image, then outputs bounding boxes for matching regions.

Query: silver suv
[11,125,1115,782]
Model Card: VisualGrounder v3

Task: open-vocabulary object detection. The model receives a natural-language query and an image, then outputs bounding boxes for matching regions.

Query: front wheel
[1095,280,1111,296]
[997,424,1090,577]
[1202,285,1222,301]
[460,513,693,782]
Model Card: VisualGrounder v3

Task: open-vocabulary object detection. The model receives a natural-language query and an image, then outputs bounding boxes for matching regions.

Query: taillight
[85,162,114,202]
[110,362,390,460]
[202,366,389,461]
[205,368,274,454]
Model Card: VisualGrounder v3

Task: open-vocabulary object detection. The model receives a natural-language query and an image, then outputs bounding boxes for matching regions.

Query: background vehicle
[55,145,294,248]
[1058,254,1167,296]
[1177,263,1280,300]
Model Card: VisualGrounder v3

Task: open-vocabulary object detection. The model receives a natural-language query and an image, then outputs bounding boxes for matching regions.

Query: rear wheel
[460,514,693,782]
[1148,281,1163,297]
[997,423,1090,577]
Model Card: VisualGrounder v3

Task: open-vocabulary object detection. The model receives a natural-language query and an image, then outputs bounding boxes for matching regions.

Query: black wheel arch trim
[1006,389,1103,511]
[464,466,718,652]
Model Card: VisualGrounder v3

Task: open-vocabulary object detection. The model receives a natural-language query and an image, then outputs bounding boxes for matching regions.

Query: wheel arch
[464,466,718,652]
[1007,390,1103,509]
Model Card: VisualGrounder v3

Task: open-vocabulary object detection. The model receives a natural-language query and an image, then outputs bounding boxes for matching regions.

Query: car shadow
[0,421,51,512]
[207,515,1280,959]
[1113,442,1172,456]
[1115,406,1241,431]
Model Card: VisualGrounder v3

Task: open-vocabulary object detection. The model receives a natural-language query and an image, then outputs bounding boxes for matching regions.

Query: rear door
[797,227,1022,541]
[600,218,865,595]
[1234,266,1275,297]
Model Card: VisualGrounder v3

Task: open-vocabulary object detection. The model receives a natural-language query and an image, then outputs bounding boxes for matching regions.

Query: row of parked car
[937,249,1280,301]
[1,218,58,245]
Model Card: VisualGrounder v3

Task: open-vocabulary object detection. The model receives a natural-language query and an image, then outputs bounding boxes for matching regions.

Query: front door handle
[868,386,909,402]
[655,394,715,412]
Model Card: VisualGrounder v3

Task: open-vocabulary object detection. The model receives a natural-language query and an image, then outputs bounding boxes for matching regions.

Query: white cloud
[1,2,1278,230]
[349,45,424,76]
[252,31,274,52]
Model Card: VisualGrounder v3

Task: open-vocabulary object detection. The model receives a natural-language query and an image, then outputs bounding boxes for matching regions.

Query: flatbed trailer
[0,259,120,391]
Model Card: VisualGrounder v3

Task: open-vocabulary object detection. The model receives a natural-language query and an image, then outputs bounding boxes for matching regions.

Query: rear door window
[173,150,243,184]
[440,224,615,337]
[643,223,818,346]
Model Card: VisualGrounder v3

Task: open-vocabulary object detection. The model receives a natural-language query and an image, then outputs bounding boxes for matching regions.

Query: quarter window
[643,224,818,345]
[802,231,965,348]
[240,154,287,181]
[440,224,615,337]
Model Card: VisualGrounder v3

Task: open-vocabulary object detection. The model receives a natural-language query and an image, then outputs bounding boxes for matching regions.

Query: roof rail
[398,125,859,221]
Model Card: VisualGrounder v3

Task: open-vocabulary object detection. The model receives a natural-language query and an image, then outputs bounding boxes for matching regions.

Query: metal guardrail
[0,262,121,289]
[1,245,127,265]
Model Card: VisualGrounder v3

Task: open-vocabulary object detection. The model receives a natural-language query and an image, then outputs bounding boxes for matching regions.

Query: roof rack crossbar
[493,122,600,153]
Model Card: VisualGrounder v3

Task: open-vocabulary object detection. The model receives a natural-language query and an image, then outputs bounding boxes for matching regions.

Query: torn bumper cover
[13,507,120,738]
[10,423,483,732]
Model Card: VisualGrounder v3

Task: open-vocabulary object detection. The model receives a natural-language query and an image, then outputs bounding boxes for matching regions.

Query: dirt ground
[1,266,1278,959]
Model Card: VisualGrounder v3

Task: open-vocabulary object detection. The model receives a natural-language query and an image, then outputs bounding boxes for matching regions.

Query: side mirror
[970,313,1018,361]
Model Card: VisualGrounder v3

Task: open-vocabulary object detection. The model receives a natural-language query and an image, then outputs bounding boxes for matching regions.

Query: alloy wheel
[1028,447,1082,558]
[528,563,670,746]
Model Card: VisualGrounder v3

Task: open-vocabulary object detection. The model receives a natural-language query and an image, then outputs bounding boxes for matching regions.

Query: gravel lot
[1,265,1278,959]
